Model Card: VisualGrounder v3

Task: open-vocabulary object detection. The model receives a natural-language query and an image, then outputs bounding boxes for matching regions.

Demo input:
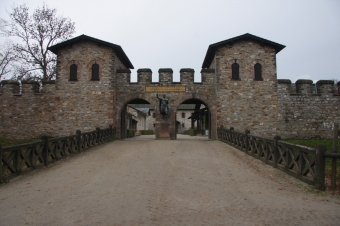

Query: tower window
[91,63,99,81]
[70,64,78,81]
[232,63,239,80]
[254,63,262,80]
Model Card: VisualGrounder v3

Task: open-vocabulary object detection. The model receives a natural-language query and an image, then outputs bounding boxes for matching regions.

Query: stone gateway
[0,34,339,139]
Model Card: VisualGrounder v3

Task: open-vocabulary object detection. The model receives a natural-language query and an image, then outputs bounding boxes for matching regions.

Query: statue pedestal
[159,121,170,139]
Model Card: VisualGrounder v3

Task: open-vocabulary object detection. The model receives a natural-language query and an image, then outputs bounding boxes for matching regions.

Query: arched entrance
[120,98,154,139]
[176,98,211,139]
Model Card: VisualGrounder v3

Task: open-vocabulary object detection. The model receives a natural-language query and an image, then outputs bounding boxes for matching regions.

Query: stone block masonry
[0,33,339,140]
[278,79,340,139]
[0,80,57,138]
[114,68,217,139]
[209,40,279,138]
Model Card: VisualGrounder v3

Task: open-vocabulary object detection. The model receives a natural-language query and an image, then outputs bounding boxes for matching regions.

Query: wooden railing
[218,126,340,191]
[0,126,115,181]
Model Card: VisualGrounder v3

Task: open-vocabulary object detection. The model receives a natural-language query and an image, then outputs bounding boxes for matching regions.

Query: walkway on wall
[0,139,339,225]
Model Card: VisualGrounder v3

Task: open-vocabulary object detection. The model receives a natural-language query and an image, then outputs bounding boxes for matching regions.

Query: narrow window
[232,63,239,80]
[91,63,99,80]
[182,123,185,127]
[182,112,185,118]
[254,63,262,80]
[70,64,78,81]
[153,113,155,118]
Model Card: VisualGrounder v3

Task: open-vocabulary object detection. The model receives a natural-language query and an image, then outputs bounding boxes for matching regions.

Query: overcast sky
[1,0,339,83]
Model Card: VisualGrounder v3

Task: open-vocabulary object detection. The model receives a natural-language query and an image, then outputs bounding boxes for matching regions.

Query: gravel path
[0,135,339,225]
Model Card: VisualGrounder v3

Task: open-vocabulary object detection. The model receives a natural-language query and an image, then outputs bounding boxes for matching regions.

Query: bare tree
[0,40,16,80]
[3,4,75,80]
[0,18,11,37]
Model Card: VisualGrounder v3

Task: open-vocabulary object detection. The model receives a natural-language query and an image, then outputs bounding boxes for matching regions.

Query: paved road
[1,135,339,225]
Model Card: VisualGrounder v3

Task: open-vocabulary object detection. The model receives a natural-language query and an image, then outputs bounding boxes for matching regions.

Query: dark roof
[202,33,285,68]
[48,34,134,69]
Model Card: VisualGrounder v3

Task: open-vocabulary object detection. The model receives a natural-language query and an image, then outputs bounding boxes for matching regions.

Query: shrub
[127,129,135,137]
[140,130,154,135]
[189,128,197,136]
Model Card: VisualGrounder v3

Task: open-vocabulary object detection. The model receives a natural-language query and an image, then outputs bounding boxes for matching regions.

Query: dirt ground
[0,135,339,226]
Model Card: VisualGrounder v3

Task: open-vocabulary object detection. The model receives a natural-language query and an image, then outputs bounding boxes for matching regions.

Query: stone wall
[114,68,217,139]
[1,35,339,140]
[53,40,124,136]
[0,80,56,138]
[278,79,340,138]
[211,40,279,138]
[0,39,127,138]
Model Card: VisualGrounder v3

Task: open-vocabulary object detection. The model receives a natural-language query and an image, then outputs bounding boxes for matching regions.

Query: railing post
[42,135,49,166]
[219,126,223,141]
[14,148,20,174]
[331,123,338,190]
[76,130,81,153]
[315,144,326,191]
[230,127,234,144]
[109,125,113,139]
[0,143,2,182]
[245,130,250,153]
[273,136,281,168]
[96,127,100,144]
[109,125,113,140]
[217,126,221,140]
[298,149,305,176]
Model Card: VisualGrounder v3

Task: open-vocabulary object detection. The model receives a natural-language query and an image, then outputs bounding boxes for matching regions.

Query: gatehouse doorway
[120,98,155,139]
[176,98,211,140]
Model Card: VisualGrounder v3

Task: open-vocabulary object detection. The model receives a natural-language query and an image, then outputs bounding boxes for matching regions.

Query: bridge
[1,135,339,225]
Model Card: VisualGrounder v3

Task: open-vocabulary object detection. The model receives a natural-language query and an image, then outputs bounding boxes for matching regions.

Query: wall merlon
[316,80,335,94]
[179,68,194,84]
[295,79,313,94]
[137,68,152,84]
[21,80,40,94]
[158,68,173,85]
[0,80,20,94]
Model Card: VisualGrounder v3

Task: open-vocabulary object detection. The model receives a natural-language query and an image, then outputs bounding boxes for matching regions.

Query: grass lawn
[0,137,40,147]
[284,139,339,153]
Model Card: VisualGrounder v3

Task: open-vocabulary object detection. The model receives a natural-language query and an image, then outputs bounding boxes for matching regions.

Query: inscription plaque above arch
[145,86,186,92]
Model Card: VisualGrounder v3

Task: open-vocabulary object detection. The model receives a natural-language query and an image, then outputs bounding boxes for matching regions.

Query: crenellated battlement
[277,79,339,139]
[278,79,339,96]
[0,80,20,94]
[116,68,215,85]
[0,80,56,96]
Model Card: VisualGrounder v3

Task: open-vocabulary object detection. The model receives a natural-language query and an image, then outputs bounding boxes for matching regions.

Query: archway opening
[120,98,155,139]
[176,98,211,140]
